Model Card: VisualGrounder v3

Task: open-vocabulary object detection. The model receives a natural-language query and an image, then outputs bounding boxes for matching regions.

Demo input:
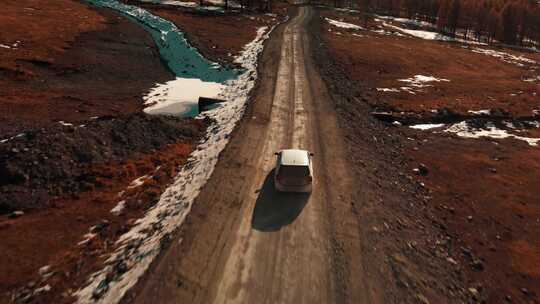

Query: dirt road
[125,6,377,304]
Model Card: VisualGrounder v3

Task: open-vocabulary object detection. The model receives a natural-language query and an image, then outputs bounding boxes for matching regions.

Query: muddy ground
[318,7,539,303]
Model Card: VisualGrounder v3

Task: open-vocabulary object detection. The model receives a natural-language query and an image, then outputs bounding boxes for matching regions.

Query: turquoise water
[87,0,237,82]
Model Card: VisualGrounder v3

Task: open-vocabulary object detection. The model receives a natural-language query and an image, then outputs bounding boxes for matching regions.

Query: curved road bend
[127,6,377,304]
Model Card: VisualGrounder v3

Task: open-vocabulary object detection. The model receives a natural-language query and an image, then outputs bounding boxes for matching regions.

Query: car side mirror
[274,152,279,156]
[309,153,314,157]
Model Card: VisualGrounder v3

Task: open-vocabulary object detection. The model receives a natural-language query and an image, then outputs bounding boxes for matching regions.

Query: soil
[319,6,540,303]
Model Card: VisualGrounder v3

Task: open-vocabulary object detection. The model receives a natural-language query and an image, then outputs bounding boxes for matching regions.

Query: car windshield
[278,165,310,177]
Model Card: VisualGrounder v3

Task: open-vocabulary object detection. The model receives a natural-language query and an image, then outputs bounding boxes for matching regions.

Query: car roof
[279,149,310,166]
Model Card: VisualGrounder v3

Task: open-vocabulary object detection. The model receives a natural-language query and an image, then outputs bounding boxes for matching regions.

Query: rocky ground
[317,7,539,303]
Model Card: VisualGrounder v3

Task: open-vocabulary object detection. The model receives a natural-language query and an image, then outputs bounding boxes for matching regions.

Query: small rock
[447,257,458,265]
[8,211,24,218]
[418,163,429,175]
[469,287,479,297]
[38,265,51,277]
[520,288,528,295]
[490,167,497,173]
[467,215,473,221]
[471,259,484,271]
[416,293,430,304]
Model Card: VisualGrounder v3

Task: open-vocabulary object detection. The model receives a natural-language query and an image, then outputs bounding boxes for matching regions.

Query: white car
[274,149,314,193]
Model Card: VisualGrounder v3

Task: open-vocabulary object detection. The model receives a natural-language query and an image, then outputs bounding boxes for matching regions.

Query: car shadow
[251,169,310,232]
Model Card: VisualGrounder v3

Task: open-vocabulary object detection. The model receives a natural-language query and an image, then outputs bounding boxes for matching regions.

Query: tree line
[318,0,540,47]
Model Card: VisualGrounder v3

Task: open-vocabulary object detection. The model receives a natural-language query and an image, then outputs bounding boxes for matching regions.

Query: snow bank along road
[125,6,376,304]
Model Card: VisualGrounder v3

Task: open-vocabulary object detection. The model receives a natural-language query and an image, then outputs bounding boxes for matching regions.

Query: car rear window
[278,165,310,177]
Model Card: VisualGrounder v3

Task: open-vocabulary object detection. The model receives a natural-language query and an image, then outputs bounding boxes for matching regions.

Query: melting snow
[399,75,450,87]
[468,109,491,115]
[385,23,450,41]
[410,123,445,130]
[58,121,74,126]
[325,17,364,30]
[143,78,224,117]
[444,121,540,146]
[376,88,400,92]
[74,25,275,304]
[471,48,536,67]
[375,15,435,29]
[376,75,449,95]
[373,17,487,46]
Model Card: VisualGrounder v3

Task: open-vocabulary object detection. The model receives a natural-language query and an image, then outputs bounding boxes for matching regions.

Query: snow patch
[325,17,364,30]
[467,109,491,115]
[444,121,540,146]
[74,25,275,304]
[398,75,450,87]
[143,78,224,117]
[471,48,536,67]
[58,121,74,126]
[410,123,445,130]
[376,88,400,92]
[374,17,486,45]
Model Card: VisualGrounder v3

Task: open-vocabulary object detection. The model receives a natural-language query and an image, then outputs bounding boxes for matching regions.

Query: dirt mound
[0,113,207,214]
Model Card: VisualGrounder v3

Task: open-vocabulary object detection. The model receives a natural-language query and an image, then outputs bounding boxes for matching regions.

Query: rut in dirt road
[125,6,378,304]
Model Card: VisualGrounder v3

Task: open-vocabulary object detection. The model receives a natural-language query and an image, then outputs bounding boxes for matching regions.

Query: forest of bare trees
[317,0,540,47]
